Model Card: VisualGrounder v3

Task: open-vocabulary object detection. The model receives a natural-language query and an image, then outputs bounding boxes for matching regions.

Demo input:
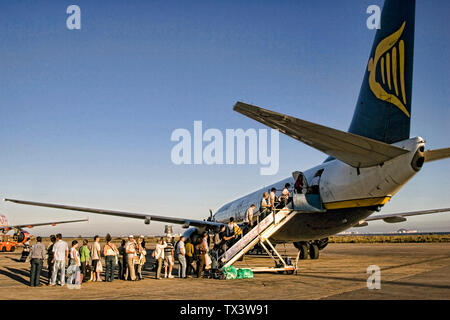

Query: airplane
[0,214,88,245]
[3,0,450,260]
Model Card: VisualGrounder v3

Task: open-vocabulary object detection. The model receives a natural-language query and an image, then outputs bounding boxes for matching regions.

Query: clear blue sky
[0,0,448,236]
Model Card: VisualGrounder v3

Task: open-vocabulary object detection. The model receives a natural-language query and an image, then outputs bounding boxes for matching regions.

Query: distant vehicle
[0,234,19,252]
[0,214,88,252]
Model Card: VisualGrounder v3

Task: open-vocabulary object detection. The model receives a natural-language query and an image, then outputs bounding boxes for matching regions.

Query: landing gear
[293,242,309,260]
[309,244,319,259]
[294,238,328,260]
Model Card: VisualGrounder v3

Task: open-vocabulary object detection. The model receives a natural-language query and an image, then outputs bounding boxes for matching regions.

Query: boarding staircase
[219,193,325,273]
[219,207,298,273]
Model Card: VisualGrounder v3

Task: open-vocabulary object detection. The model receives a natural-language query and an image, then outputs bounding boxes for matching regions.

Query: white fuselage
[211,137,424,241]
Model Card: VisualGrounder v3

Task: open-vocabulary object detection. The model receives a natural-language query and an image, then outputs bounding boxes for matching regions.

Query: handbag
[96,259,103,272]
[139,251,146,265]
[205,253,212,270]
[66,264,76,276]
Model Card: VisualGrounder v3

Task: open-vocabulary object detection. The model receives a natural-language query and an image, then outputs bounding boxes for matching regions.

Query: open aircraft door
[292,171,324,212]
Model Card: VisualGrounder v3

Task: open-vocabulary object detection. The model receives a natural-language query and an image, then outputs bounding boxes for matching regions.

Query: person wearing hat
[124,235,137,281]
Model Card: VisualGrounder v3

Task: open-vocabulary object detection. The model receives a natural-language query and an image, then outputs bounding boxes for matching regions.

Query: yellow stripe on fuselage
[323,196,390,210]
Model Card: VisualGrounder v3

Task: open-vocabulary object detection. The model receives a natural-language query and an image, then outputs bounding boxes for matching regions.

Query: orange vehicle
[0,214,88,253]
[0,234,19,252]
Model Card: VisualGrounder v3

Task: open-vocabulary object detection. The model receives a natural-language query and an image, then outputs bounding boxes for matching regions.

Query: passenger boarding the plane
[281,183,291,207]
[213,226,227,256]
[270,188,277,209]
[224,218,240,247]
[244,204,255,233]
[294,173,305,194]
[260,192,271,219]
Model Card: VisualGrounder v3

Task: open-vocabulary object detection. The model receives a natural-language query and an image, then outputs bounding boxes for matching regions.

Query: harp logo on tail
[368,22,410,118]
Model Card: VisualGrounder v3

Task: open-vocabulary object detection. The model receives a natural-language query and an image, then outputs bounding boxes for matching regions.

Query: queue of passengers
[27,232,220,286]
[28,233,147,287]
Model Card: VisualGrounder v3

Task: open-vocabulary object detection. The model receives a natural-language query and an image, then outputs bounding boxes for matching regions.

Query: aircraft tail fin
[348,0,416,144]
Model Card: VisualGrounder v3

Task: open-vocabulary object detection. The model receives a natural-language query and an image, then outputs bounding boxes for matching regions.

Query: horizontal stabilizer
[0,218,88,231]
[424,148,450,162]
[355,207,450,226]
[234,102,408,168]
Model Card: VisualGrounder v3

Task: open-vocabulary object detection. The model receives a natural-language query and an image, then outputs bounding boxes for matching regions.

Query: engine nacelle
[182,227,201,244]
[14,231,29,244]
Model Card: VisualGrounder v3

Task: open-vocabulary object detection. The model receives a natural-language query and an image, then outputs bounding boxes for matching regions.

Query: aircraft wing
[3,198,225,231]
[0,217,88,231]
[353,208,450,227]
[233,102,409,168]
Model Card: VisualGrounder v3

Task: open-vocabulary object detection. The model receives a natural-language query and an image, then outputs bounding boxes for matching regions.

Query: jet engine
[13,230,30,244]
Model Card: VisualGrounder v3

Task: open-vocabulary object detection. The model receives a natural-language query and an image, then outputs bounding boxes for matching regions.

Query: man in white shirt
[90,235,102,282]
[50,233,68,286]
[244,204,255,233]
[260,192,271,219]
[125,235,137,281]
[281,183,291,207]
[270,188,277,209]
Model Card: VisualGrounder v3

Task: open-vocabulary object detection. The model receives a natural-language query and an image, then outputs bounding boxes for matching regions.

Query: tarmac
[0,243,449,300]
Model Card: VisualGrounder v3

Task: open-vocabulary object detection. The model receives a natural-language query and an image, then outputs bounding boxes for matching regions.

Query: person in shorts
[90,235,102,282]
[163,237,174,278]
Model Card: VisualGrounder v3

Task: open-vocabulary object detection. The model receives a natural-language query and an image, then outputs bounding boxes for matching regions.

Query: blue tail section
[348,0,415,144]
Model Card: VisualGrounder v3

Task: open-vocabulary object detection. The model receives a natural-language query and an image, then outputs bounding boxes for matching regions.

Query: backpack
[233,224,242,236]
